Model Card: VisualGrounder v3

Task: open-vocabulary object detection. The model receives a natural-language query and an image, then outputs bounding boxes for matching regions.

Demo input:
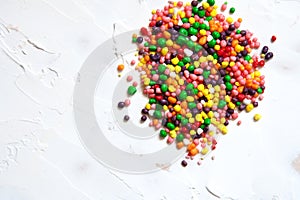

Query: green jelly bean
[159,74,168,81]
[207,0,215,6]
[225,82,233,90]
[208,39,216,48]
[176,133,185,142]
[224,74,231,82]
[206,16,213,21]
[182,57,191,64]
[244,55,252,61]
[188,102,197,109]
[218,100,226,109]
[167,122,175,130]
[192,7,199,14]
[236,30,241,34]
[176,35,187,45]
[236,101,241,106]
[212,31,220,39]
[188,27,198,35]
[199,23,206,30]
[198,10,206,18]
[203,70,210,79]
[160,130,167,138]
[153,110,162,119]
[193,88,199,95]
[193,21,200,29]
[257,88,263,94]
[149,80,156,86]
[132,37,137,43]
[149,45,157,51]
[188,65,195,72]
[187,40,195,49]
[149,98,157,104]
[205,25,210,31]
[158,64,166,73]
[186,83,194,90]
[179,28,188,36]
[157,38,166,47]
[229,7,235,14]
[213,52,218,59]
[200,124,205,130]
[181,118,189,126]
[176,114,182,120]
[194,44,203,52]
[182,18,189,23]
[151,70,156,75]
[204,118,211,125]
[161,84,168,92]
[179,90,188,101]
[127,86,137,95]
[178,61,184,67]
[144,42,149,47]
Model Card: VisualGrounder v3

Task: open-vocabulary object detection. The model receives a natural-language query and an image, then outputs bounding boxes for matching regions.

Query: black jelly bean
[265,52,273,60]
[118,102,125,108]
[261,46,269,54]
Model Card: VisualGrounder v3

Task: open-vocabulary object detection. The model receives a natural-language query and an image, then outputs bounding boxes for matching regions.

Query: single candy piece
[207,0,215,6]
[181,160,188,167]
[118,102,125,108]
[141,115,147,122]
[123,115,130,121]
[117,64,125,71]
[229,7,235,14]
[160,130,167,138]
[265,52,273,60]
[157,38,166,47]
[271,35,277,42]
[127,86,137,95]
[254,114,262,121]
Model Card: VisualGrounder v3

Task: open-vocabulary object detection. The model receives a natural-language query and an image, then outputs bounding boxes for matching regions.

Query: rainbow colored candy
[129,0,273,166]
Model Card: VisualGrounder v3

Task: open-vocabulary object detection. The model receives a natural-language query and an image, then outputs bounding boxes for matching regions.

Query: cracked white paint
[1,0,300,199]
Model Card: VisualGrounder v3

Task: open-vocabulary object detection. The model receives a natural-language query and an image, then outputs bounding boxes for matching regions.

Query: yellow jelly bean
[190,130,196,135]
[170,130,177,138]
[174,105,181,112]
[186,113,192,118]
[166,39,173,46]
[200,29,206,36]
[254,114,262,121]
[201,147,209,155]
[246,104,254,112]
[202,2,210,9]
[171,57,179,65]
[189,17,195,24]
[226,17,234,23]
[195,114,202,122]
[145,103,151,110]
[175,66,181,73]
[189,117,195,124]
[186,96,194,102]
[161,47,168,56]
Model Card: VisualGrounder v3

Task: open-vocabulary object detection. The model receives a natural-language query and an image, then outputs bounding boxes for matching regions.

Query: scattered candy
[253,114,262,121]
[127,86,137,95]
[118,101,125,109]
[127,75,133,82]
[124,115,130,121]
[117,64,125,72]
[181,160,188,167]
[117,0,273,167]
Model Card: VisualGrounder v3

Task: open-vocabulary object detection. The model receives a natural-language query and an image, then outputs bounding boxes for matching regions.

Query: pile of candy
[120,0,274,166]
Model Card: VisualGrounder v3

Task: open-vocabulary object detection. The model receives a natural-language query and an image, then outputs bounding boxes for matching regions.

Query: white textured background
[1,0,300,199]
